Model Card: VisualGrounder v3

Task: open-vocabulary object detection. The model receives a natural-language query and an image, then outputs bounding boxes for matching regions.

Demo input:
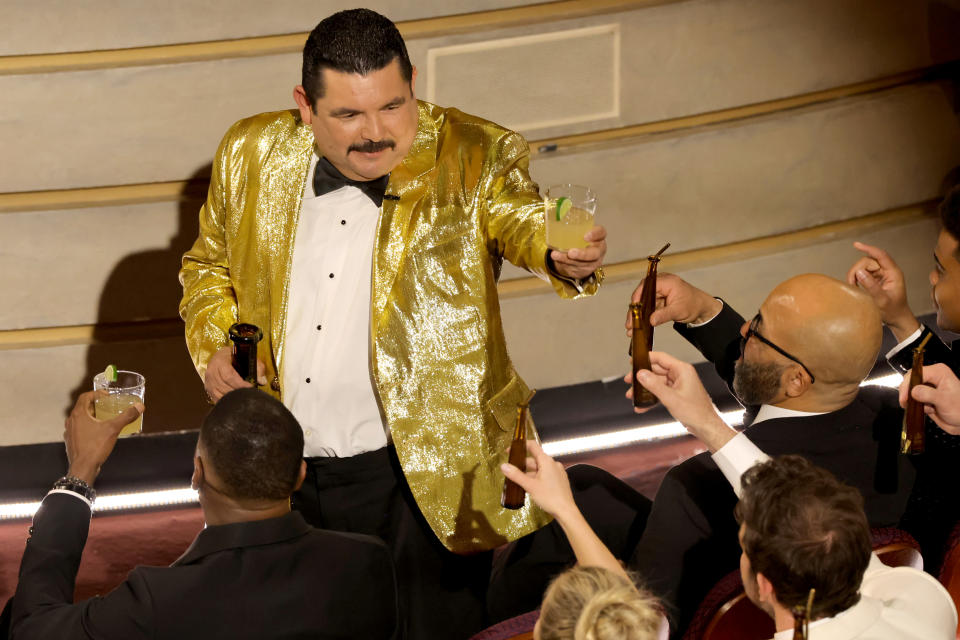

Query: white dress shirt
[282,153,387,458]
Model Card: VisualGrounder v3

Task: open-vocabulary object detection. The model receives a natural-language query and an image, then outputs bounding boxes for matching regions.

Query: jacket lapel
[268,117,314,379]
[372,102,439,323]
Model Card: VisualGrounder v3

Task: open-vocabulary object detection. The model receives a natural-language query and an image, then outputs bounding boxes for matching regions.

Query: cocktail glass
[545,184,597,251]
[93,370,145,436]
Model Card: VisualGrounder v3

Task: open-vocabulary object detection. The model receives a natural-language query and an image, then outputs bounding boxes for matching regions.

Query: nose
[362,114,384,141]
[930,269,939,287]
[739,321,749,338]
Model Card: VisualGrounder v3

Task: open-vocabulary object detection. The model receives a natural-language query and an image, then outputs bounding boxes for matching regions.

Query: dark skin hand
[64,390,144,485]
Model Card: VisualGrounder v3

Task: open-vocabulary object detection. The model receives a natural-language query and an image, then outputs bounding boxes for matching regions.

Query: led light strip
[0,488,199,521]
[0,373,905,520]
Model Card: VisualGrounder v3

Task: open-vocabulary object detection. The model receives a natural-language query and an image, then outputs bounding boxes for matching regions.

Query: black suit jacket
[630,303,914,637]
[9,493,398,640]
[886,324,960,570]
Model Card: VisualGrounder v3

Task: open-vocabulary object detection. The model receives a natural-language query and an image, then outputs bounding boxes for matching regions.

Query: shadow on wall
[66,165,214,433]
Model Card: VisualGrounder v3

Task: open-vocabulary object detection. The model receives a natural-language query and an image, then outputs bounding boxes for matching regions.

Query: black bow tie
[313,156,391,207]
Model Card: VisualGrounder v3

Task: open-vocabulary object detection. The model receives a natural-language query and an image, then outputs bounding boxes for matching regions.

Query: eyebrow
[327,96,406,118]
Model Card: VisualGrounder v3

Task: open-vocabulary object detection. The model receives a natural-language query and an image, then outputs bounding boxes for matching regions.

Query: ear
[191,455,203,492]
[409,65,418,98]
[755,571,777,605]
[782,366,810,398]
[293,460,307,493]
[292,85,314,124]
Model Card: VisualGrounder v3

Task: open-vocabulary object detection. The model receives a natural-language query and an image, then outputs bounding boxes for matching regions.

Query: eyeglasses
[743,314,816,383]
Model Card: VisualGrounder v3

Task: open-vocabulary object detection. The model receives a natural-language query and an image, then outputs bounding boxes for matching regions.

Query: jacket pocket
[486,373,532,432]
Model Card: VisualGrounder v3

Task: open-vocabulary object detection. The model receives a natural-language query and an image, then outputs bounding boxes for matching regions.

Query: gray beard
[733,360,787,406]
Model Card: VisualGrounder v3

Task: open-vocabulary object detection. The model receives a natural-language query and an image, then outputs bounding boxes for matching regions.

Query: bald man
[626,273,916,638]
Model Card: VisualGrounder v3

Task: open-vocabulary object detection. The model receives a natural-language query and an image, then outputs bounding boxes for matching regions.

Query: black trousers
[292,446,491,640]
[486,464,652,623]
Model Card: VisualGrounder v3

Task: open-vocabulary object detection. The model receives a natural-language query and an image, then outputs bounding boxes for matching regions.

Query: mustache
[349,139,396,154]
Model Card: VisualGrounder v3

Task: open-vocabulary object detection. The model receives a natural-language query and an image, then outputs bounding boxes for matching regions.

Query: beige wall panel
[427,24,619,132]
[0,201,191,330]
[501,216,940,389]
[411,0,960,141]
[0,338,209,446]
[5,2,960,191]
[494,84,960,279]
[0,56,304,192]
[0,0,532,55]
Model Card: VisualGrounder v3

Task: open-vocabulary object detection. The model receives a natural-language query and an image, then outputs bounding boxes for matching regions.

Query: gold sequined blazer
[180,102,600,552]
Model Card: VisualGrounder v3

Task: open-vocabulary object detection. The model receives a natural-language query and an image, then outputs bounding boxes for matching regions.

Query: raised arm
[482,131,603,298]
[179,126,242,382]
[501,441,625,578]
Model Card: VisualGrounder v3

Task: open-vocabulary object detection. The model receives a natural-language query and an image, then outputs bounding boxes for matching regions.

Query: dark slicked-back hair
[302,8,413,108]
[735,455,871,620]
[200,388,304,501]
[939,185,960,251]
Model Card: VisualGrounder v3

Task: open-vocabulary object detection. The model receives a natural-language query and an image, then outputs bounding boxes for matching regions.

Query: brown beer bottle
[229,323,263,385]
[630,243,670,408]
[901,332,932,454]
[502,390,536,510]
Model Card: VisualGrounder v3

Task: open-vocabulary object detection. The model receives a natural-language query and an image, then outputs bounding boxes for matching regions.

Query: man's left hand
[551,225,607,280]
[64,391,144,485]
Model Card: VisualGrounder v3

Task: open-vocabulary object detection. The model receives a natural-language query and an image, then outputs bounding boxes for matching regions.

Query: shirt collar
[752,404,827,425]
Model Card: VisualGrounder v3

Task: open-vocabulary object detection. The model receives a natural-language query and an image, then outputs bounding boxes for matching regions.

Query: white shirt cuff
[886,327,924,360]
[710,432,770,498]
[686,298,724,328]
[47,488,93,509]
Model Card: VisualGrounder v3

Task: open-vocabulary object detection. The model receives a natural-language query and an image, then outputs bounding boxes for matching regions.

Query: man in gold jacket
[180,9,605,638]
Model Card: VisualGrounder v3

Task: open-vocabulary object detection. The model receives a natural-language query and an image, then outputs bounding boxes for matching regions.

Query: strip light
[0,373,905,521]
[0,488,199,521]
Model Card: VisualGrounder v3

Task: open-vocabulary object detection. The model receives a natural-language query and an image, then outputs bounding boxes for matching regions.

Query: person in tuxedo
[179,10,606,636]
[636,351,957,640]
[6,388,397,640]
[625,273,917,638]
[847,185,960,571]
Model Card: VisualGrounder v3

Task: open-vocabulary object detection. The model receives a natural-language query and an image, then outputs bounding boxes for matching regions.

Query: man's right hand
[899,363,960,436]
[204,346,266,402]
[846,241,920,342]
[627,351,738,452]
[624,272,721,335]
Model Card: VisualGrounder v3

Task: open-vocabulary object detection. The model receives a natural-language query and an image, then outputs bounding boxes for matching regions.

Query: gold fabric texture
[180,102,600,552]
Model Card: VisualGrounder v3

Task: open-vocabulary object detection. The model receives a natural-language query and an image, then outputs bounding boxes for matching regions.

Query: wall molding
[0,200,937,350]
[1,65,952,214]
[0,0,678,76]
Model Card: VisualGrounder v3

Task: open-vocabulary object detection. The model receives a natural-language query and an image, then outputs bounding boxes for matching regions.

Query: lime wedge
[103,364,118,383]
[556,197,572,221]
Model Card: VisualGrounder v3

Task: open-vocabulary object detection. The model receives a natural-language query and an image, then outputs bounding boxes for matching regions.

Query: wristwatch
[52,475,96,503]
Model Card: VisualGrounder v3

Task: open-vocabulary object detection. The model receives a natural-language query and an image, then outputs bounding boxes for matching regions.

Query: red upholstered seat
[468,609,539,640]
[937,522,960,640]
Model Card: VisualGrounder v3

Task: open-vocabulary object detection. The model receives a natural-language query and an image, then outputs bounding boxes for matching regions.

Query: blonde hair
[537,566,661,640]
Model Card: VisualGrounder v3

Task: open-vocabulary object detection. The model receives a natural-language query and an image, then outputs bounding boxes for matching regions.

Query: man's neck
[201,498,291,527]
[774,383,859,414]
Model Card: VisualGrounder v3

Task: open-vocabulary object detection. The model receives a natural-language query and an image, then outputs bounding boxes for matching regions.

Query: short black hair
[302,8,413,109]
[199,389,304,501]
[735,455,871,619]
[940,185,960,249]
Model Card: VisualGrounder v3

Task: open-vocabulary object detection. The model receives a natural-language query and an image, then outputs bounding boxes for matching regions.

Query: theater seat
[937,522,960,640]
[468,609,538,640]
[468,607,668,639]
[681,528,922,640]
[871,527,923,571]
[681,570,773,640]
